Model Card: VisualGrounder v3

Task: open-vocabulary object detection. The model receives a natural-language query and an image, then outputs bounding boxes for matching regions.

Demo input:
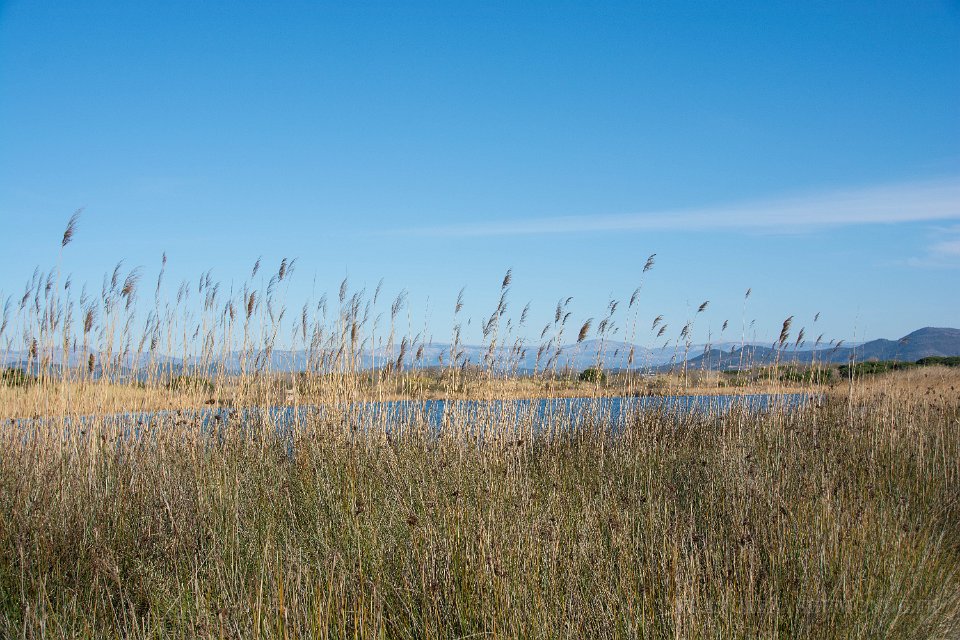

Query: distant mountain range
[3,327,958,375]
[675,327,960,372]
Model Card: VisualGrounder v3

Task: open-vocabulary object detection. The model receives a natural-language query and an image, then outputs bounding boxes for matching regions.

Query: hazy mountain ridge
[3,328,957,375]
[677,327,960,371]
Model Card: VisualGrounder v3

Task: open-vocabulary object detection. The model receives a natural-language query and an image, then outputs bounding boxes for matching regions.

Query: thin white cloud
[406,176,960,237]
[903,223,960,268]
[930,238,960,257]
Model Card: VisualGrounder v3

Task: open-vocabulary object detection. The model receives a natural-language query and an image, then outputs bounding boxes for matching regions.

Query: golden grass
[1,224,958,636]
[1,376,958,637]
[841,365,960,402]
[0,371,818,420]
[0,381,204,421]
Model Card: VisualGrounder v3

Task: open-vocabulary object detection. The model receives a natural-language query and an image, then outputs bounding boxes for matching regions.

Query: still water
[14,393,816,436]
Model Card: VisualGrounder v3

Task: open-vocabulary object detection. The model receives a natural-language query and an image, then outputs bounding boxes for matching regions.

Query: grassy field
[1,368,959,638]
[2,226,959,637]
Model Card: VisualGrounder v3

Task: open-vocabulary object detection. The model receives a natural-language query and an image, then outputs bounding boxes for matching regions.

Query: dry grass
[0,372,818,420]
[0,381,206,421]
[1,381,958,637]
[1,222,958,636]
[840,365,960,402]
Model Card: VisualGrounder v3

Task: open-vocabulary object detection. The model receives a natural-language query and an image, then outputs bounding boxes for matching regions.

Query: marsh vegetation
[1,216,958,637]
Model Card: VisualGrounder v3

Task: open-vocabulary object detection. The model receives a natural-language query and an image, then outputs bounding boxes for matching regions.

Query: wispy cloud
[929,238,960,257]
[405,176,960,237]
[904,223,960,268]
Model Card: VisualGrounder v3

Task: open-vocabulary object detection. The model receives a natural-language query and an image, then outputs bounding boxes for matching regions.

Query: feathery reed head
[577,318,592,343]
[778,316,794,348]
[61,209,82,248]
[121,268,142,300]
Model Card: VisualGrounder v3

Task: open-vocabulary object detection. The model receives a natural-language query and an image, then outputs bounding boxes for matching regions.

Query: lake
[10,393,817,438]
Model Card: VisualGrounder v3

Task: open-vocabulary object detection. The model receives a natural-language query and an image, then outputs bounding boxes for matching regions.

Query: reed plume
[778,316,794,348]
[577,318,592,343]
[61,209,82,248]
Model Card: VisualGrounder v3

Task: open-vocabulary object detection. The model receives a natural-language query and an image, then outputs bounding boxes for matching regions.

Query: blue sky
[1,1,958,346]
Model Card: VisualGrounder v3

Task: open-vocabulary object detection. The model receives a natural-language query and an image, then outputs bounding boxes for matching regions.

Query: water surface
[12,393,816,436]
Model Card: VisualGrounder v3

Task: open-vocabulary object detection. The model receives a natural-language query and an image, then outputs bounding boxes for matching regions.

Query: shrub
[916,356,960,368]
[779,367,835,384]
[578,367,606,383]
[839,361,914,378]
[837,357,960,378]
[164,375,215,393]
[0,368,34,387]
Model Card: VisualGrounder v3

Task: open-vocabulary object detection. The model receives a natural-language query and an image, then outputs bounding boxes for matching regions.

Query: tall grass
[2,385,959,637]
[0,215,958,637]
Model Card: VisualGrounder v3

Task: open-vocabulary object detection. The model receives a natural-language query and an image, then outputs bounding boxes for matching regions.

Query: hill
[676,327,960,371]
[5,328,958,376]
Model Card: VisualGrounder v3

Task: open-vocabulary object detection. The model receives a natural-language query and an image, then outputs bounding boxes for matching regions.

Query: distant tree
[579,367,606,383]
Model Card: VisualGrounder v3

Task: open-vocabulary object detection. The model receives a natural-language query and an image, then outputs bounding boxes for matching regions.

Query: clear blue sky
[1,1,958,346]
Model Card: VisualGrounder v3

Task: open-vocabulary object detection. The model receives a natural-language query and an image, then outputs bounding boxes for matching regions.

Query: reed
[0,215,958,637]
